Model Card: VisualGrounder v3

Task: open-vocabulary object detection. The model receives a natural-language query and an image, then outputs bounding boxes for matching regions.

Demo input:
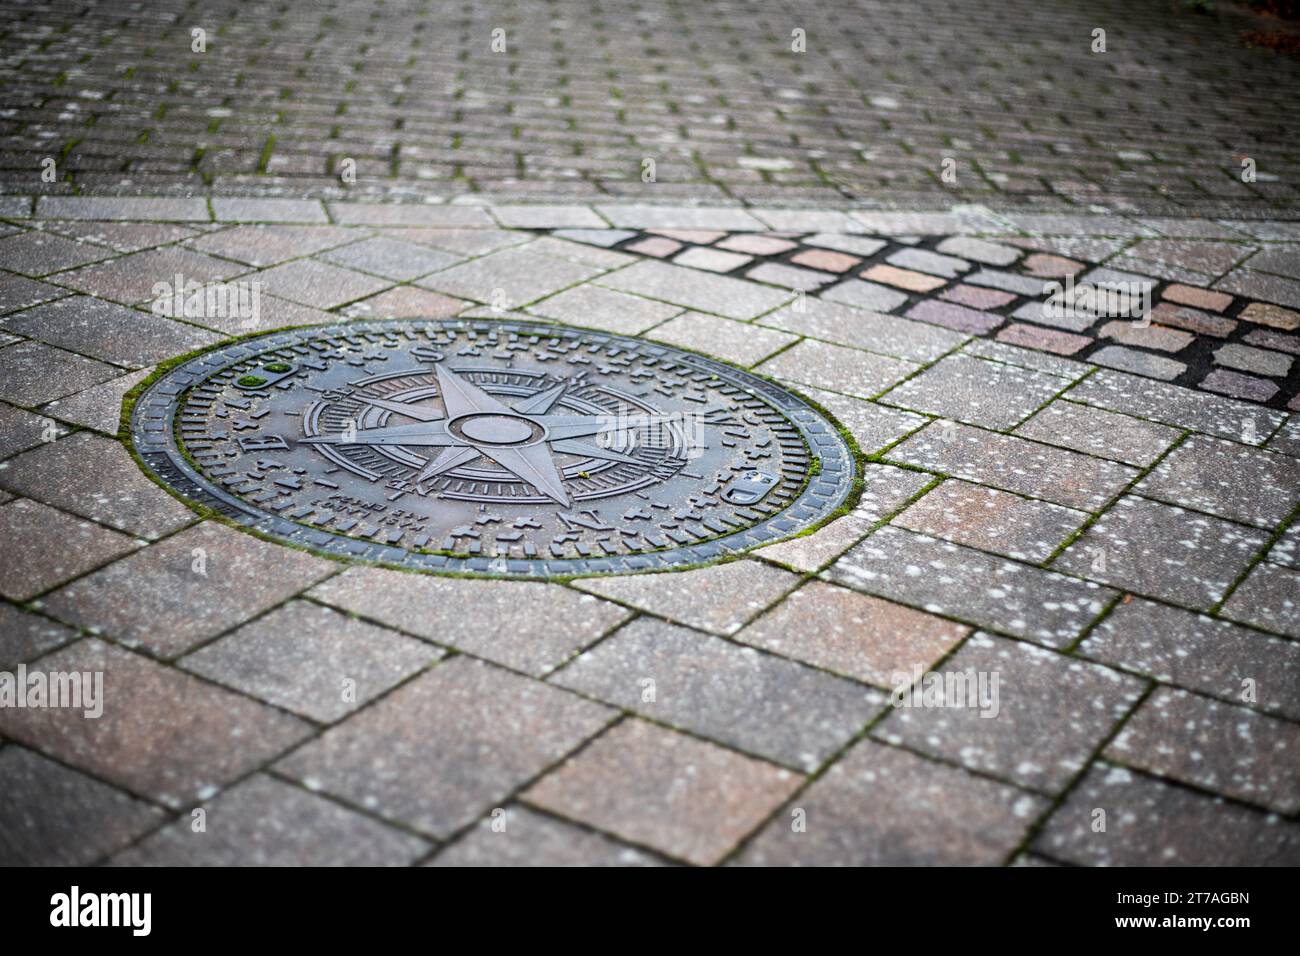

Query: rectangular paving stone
[39,367,150,435]
[317,235,462,281]
[905,298,1003,334]
[552,228,636,248]
[311,566,632,676]
[251,257,391,309]
[430,803,664,867]
[745,261,836,292]
[0,498,138,600]
[753,514,872,573]
[1239,301,1300,331]
[792,389,927,456]
[327,203,494,227]
[1013,398,1181,467]
[0,638,309,808]
[528,282,681,335]
[1009,298,1096,333]
[523,718,800,865]
[1034,762,1300,866]
[278,657,614,838]
[734,740,1042,866]
[49,221,208,254]
[1106,687,1300,813]
[1215,342,1293,378]
[820,278,910,312]
[490,205,607,229]
[419,245,603,310]
[996,322,1091,356]
[343,285,465,320]
[874,632,1144,792]
[673,246,752,273]
[1199,367,1279,403]
[1150,301,1237,337]
[887,247,971,279]
[1244,328,1300,355]
[758,298,966,363]
[941,283,1017,310]
[791,248,861,273]
[0,340,120,405]
[887,420,1139,511]
[1136,435,1300,528]
[1087,345,1186,381]
[0,402,67,460]
[595,204,766,231]
[211,198,329,223]
[881,353,1073,429]
[966,268,1050,296]
[1099,320,1194,353]
[1222,561,1300,638]
[624,236,681,258]
[185,224,359,267]
[0,230,115,276]
[1216,268,1300,310]
[963,338,1094,377]
[827,525,1115,647]
[755,338,917,399]
[936,236,1021,266]
[1163,283,1234,312]
[36,196,211,222]
[648,311,796,366]
[1053,495,1268,609]
[861,263,946,293]
[717,233,799,256]
[0,274,70,315]
[1080,597,1300,720]
[0,605,76,669]
[54,247,247,305]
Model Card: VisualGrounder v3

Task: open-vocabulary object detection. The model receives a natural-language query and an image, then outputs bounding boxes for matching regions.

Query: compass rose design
[300,363,674,507]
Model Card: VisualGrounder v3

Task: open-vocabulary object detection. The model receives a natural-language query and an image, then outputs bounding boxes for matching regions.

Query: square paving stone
[186,225,359,267]
[0,604,77,669]
[648,311,795,366]
[0,746,164,866]
[54,247,247,305]
[573,559,800,636]
[820,278,910,312]
[1034,763,1300,866]
[735,580,969,687]
[0,432,195,539]
[1106,687,1300,813]
[894,479,1087,562]
[39,367,151,435]
[430,803,664,867]
[43,522,335,657]
[1222,561,1300,638]
[0,639,310,808]
[111,774,429,867]
[553,616,884,771]
[881,353,1073,430]
[181,600,440,723]
[0,341,120,405]
[758,297,966,363]
[755,338,917,399]
[318,235,462,281]
[419,246,602,310]
[278,657,613,838]
[311,566,632,675]
[874,633,1144,792]
[3,296,221,368]
[793,388,926,455]
[0,230,114,276]
[887,420,1139,512]
[528,282,681,335]
[1013,399,1181,466]
[343,285,465,319]
[1080,597,1300,720]
[0,498,138,600]
[1053,495,1269,608]
[827,526,1115,647]
[522,718,800,865]
[1136,435,1300,528]
[596,259,792,320]
[251,257,392,309]
[733,740,1042,866]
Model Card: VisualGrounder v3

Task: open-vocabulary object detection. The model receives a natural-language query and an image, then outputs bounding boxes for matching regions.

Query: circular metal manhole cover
[130,319,855,576]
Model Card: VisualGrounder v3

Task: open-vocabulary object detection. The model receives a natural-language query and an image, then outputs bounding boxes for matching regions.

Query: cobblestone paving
[1,197,1299,866]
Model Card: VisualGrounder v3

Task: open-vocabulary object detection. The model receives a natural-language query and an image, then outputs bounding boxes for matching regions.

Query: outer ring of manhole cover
[129,318,856,577]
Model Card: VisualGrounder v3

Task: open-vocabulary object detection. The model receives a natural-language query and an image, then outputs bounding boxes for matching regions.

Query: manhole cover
[130,319,855,576]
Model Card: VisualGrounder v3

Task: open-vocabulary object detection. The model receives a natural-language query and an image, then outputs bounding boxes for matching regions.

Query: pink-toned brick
[861,263,946,292]
[715,234,798,256]
[1162,283,1233,313]
[996,322,1092,355]
[941,283,1016,310]
[1022,253,1085,278]
[625,236,682,257]
[791,248,861,273]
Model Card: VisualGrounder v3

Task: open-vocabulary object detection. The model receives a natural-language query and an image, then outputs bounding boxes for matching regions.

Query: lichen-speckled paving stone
[792,387,926,455]
[1013,399,1182,467]
[754,513,871,572]
[1106,688,1300,813]
[734,740,1042,866]
[887,420,1138,511]
[39,367,151,435]
[55,247,246,304]
[0,403,63,461]
[1269,523,1300,568]
[430,804,665,867]
[523,719,800,866]
[1053,495,1268,609]
[755,338,917,399]
[0,231,115,276]
[279,657,613,838]
[1135,435,1300,529]
[250,257,391,309]
[110,775,429,867]
[185,225,357,266]
[0,639,309,807]
[310,566,631,676]
[874,633,1144,792]
[1222,561,1300,638]
[0,604,76,669]
[528,283,681,334]
[0,499,138,600]
[736,580,969,686]
[648,312,796,366]
[43,522,335,657]
[317,235,462,281]
[0,341,120,405]
[1034,763,1300,866]
[573,559,799,636]
[553,616,883,771]
[1268,416,1300,458]
[820,278,910,313]
[895,479,1087,562]
[827,526,1114,647]
[0,432,195,539]
[418,246,602,309]
[757,297,966,363]
[1080,597,1300,720]
[181,600,440,722]
[0,747,164,866]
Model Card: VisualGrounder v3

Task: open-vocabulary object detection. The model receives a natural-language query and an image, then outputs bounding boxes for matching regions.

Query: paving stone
[882,353,1071,429]
[1137,435,1300,528]
[756,337,917,399]
[791,389,926,456]
[758,297,965,362]
[0,747,164,866]
[1270,523,1300,568]
[1087,345,1186,381]
[0,498,138,600]
[963,338,1093,377]
[819,278,909,312]
[0,638,309,807]
[115,772,428,866]
[1162,283,1234,312]
[1199,368,1279,403]
[966,268,1050,295]
[523,718,799,865]
[671,246,752,273]
[904,298,1003,334]
[182,600,439,723]
[1217,267,1300,310]
[1238,301,1300,331]
[1021,253,1085,278]
[750,209,860,232]
[47,221,207,254]
[753,514,872,572]
[0,274,68,315]
[327,204,493,228]
[528,282,681,335]
[342,285,465,319]
[716,234,797,256]
[1054,495,1267,609]
[1098,320,1194,353]
[430,804,664,867]
[53,247,246,305]
[0,230,114,276]
[1149,301,1236,337]
[392,228,531,257]
[935,237,1020,266]
[734,740,1042,866]
[1269,416,1300,458]
[1214,342,1293,378]
[624,236,682,258]
[1244,328,1300,355]
[1008,297,1096,333]
[552,228,636,248]
[0,432,194,539]
[210,198,328,223]
[250,257,391,309]
[941,283,1016,310]
[36,196,210,222]
[895,479,1087,562]
[1106,688,1300,813]
[491,205,606,229]
[1013,399,1181,467]
[852,463,936,520]
[317,235,461,280]
[597,205,766,231]
[886,248,970,279]
[310,566,631,675]
[0,604,76,669]
[1125,239,1249,277]
[803,233,887,257]
[860,263,946,293]
[646,229,729,244]
[596,259,791,320]
[1081,597,1300,720]
[744,261,836,292]
[649,311,796,366]
[0,340,120,405]
[828,526,1114,647]
[875,632,1144,792]
[791,249,861,273]
[1034,762,1300,866]
[0,402,65,460]
[525,235,635,269]
[38,367,148,435]
[1222,561,1300,638]
[995,322,1091,355]
[279,657,613,838]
